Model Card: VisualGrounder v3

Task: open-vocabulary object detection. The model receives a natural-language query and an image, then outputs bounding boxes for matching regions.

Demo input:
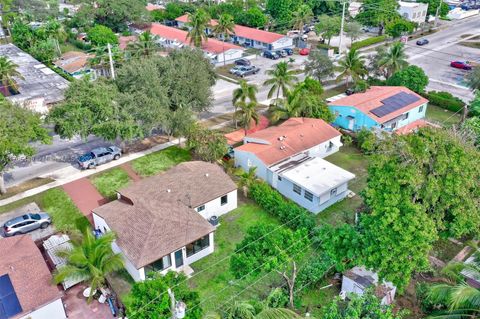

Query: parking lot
[0,203,55,241]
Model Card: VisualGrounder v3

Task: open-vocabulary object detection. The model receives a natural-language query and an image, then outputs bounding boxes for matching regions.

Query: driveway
[0,203,55,241]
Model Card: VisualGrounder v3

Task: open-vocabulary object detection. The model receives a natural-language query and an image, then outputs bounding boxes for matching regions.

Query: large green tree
[266,0,301,27]
[87,24,118,46]
[235,101,260,136]
[418,0,450,17]
[0,99,51,194]
[185,124,228,162]
[315,15,341,45]
[386,65,429,93]
[291,4,313,38]
[305,50,335,82]
[125,272,202,319]
[356,0,400,35]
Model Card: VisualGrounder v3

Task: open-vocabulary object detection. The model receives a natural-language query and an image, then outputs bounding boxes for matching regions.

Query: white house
[341,266,397,305]
[234,118,355,214]
[175,15,294,50]
[92,161,238,282]
[398,1,429,23]
[0,235,67,319]
[149,23,244,65]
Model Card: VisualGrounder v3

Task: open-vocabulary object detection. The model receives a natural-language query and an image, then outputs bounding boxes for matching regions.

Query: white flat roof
[399,1,427,8]
[280,157,355,196]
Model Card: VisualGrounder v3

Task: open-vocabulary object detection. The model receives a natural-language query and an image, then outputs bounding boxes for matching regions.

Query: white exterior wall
[185,232,215,264]
[318,182,348,204]
[20,298,67,319]
[194,190,237,219]
[270,37,294,50]
[398,2,428,23]
[306,135,342,158]
[214,49,244,65]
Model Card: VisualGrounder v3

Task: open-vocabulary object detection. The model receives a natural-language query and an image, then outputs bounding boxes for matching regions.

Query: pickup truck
[77,146,122,169]
[234,65,260,77]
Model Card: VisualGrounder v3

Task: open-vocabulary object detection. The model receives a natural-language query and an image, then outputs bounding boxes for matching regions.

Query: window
[197,205,205,212]
[145,255,172,272]
[293,184,301,195]
[304,191,313,202]
[221,195,228,206]
[186,235,210,257]
[330,188,337,197]
[391,122,397,129]
[405,112,409,119]
[278,176,282,181]
[419,105,424,113]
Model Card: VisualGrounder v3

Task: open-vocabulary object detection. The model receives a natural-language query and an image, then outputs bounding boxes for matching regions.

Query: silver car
[3,213,51,237]
[77,146,122,169]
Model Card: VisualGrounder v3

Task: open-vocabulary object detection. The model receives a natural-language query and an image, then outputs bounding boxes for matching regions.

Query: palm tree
[291,4,313,45]
[235,100,260,136]
[186,9,211,48]
[336,48,367,88]
[227,301,301,319]
[377,41,409,79]
[235,167,257,197]
[212,13,235,66]
[0,56,24,93]
[263,61,298,105]
[53,230,124,302]
[428,250,480,318]
[467,67,480,92]
[232,80,258,128]
[129,30,158,58]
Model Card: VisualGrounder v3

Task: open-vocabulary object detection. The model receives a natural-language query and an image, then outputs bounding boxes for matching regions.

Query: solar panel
[371,92,420,118]
[0,275,22,319]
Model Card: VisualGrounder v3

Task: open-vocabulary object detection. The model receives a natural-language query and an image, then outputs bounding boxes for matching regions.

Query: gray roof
[0,44,69,105]
[93,161,237,268]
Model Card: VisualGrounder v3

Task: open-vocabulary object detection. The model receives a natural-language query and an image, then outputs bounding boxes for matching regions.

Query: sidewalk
[0,139,184,207]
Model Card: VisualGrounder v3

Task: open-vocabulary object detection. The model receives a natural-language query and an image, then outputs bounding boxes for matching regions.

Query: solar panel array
[0,275,22,319]
[370,92,420,118]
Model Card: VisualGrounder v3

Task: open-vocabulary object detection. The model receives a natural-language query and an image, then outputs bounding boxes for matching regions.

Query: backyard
[425,104,462,127]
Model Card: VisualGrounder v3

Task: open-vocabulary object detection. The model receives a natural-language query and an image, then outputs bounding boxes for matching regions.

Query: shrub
[351,35,387,50]
[422,91,465,113]
[356,128,377,154]
[266,288,289,308]
[387,65,429,93]
[296,254,333,291]
[249,181,316,232]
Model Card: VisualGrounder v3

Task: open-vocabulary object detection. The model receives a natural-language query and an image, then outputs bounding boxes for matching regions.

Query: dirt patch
[122,135,169,153]
[1,177,55,200]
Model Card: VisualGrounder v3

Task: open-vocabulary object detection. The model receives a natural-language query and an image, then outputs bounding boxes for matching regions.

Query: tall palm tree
[235,167,257,197]
[235,100,260,136]
[336,48,367,88]
[428,250,480,318]
[53,230,124,302]
[377,41,409,79]
[212,13,235,66]
[225,301,301,319]
[186,9,211,48]
[0,56,24,93]
[291,4,313,45]
[263,61,298,105]
[232,80,258,128]
[129,30,158,58]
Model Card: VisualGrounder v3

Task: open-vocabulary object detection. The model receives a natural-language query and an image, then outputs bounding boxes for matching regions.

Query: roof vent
[205,173,209,177]
[280,146,286,150]
[278,136,284,141]
[167,189,171,193]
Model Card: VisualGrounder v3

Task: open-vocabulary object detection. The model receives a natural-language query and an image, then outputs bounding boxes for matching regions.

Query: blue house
[234,118,355,214]
[327,86,429,134]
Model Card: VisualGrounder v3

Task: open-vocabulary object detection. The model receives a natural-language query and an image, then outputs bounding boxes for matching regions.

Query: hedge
[422,91,465,113]
[249,180,316,232]
[351,35,388,50]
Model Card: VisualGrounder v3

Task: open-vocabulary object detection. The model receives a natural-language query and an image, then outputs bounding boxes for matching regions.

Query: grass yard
[299,277,340,318]
[0,177,54,200]
[426,104,461,127]
[322,84,348,99]
[430,238,463,263]
[189,203,282,312]
[131,146,191,177]
[319,145,368,226]
[90,168,131,200]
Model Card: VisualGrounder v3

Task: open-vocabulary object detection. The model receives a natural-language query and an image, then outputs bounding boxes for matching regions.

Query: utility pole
[434,0,444,28]
[107,43,115,80]
[338,0,347,54]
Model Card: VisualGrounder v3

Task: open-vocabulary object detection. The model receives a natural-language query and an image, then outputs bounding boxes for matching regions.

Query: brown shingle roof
[53,51,92,74]
[0,236,62,317]
[93,161,237,268]
[235,118,341,166]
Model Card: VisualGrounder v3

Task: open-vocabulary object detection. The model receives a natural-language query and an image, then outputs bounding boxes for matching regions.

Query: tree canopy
[87,24,118,46]
[356,0,400,35]
[305,50,335,82]
[387,65,429,93]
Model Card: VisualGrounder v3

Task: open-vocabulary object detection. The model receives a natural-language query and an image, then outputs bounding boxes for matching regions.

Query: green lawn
[318,145,369,226]
[131,146,192,177]
[300,277,340,318]
[90,168,131,200]
[188,203,282,312]
[426,104,461,127]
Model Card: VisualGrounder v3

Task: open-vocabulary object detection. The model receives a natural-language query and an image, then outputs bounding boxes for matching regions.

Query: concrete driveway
[0,203,55,241]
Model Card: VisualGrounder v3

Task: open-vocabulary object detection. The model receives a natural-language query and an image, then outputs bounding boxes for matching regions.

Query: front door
[174,249,184,268]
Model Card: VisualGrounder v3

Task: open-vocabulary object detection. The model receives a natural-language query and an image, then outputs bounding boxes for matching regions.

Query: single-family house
[92,161,238,282]
[341,266,396,305]
[0,235,67,319]
[148,23,245,64]
[234,117,355,214]
[53,51,95,79]
[398,1,429,23]
[175,15,294,50]
[327,86,429,134]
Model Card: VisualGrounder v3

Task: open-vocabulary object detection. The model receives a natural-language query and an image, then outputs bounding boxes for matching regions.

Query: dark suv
[77,146,122,169]
[3,213,51,236]
[263,50,279,59]
[234,58,251,66]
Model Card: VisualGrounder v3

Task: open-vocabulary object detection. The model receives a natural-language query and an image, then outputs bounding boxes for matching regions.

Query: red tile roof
[0,236,63,317]
[394,119,436,135]
[224,115,270,145]
[146,3,163,11]
[235,117,341,166]
[150,23,242,54]
[329,86,429,124]
[175,14,286,44]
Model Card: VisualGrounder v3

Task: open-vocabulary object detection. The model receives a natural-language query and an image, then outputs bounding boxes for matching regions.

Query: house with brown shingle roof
[53,51,96,79]
[92,161,237,282]
[0,235,67,319]
[327,86,430,134]
[234,118,355,214]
